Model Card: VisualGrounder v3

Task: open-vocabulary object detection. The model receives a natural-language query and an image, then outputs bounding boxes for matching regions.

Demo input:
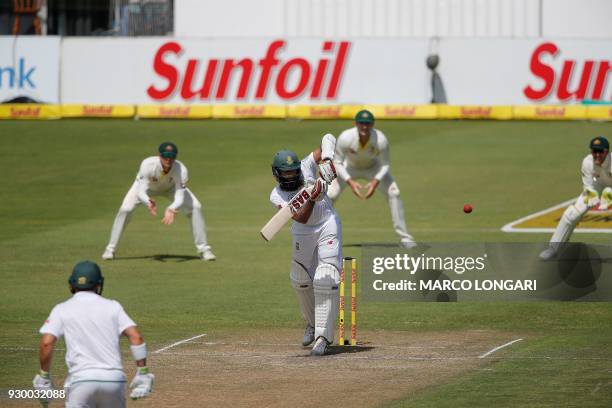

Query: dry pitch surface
[2,329,523,407]
[145,329,520,407]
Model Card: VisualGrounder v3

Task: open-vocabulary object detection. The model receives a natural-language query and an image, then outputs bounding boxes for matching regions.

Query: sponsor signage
[0,36,60,103]
[59,38,612,105]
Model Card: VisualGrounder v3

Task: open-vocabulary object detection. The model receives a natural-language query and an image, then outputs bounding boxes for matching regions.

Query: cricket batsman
[269,133,340,356]
[540,136,612,260]
[34,261,154,407]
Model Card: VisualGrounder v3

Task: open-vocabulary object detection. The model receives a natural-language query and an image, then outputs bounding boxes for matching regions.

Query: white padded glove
[318,159,337,184]
[33,371,53,406]
[130,368,154,399]
[309,179,327,202]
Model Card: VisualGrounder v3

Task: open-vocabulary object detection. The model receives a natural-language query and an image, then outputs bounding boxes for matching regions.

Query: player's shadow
[115,254,200,262]
[326,344,374,355]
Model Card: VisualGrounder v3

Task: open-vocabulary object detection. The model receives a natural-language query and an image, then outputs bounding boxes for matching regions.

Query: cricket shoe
[102,249,115,260]
[200,248,217,261]
[400,239,417,249]
[302,324,315,346]
[538,247,557,261]
[310,336,330,357]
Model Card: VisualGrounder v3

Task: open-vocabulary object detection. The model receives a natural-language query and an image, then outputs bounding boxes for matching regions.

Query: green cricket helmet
[590,136,609,151]
[355,109,375,124]
[68,261,104,295]
[271,150,303,191]
[159,142,178,159]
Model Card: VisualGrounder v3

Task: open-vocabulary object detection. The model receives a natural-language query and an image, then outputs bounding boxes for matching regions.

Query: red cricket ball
[463,204,473,213]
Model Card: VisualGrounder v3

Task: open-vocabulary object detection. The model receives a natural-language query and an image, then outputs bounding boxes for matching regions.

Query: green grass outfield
[1,119,612,406]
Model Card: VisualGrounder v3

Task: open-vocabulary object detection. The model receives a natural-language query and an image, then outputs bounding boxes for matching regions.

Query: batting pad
[290,261,315,327]
[313,263,340,343]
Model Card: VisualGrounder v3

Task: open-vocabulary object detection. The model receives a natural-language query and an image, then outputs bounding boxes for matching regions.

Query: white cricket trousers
[328,167,414,242]
[66,381,125,408]
[291,216,343,343]
[105,181,210,253]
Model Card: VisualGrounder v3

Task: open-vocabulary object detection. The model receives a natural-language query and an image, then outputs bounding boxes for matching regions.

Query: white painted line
[479,338,523,359]
[153,334,207,354]
[502,199,612,233]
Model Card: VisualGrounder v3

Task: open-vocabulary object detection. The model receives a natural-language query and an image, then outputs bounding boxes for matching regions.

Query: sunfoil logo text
[524,42,611,102]
[147,40,351,101]
[0,58,36,89]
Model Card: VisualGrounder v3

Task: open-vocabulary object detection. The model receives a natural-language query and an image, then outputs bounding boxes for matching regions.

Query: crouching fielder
[540,136,612,260]
[269,134,341,356]
[34,261,154,407]
[102,142,215,261]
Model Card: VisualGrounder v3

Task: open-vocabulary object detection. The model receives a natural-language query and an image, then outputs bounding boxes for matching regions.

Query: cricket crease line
[153,334,207,354]
[502,199,612,233]
[479,338,523,359]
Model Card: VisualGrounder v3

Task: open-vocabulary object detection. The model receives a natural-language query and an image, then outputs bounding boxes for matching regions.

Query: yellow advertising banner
[513,105,588,120]
[61,105,135,118]
[0,104,61,119]
[137,105,212,119]
[365,105,438,119]
[438,105,513,119]
[211,105,286,118]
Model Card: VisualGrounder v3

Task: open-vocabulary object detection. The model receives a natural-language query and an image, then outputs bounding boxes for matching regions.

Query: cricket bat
[260,184,314,241]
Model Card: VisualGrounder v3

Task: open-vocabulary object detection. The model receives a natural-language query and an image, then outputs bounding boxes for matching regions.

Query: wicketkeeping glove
[309,179,327,202]
[599,187,612,210]
[583,187,600,208]
[318,159,337,184]
[130,367,154,400]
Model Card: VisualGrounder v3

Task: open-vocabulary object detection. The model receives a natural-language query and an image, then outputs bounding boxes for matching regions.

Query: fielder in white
[269,134,340,356]
[102,142,215,261]
[329,110,417,248]
[540,136,612,260]
[34,261,154,407]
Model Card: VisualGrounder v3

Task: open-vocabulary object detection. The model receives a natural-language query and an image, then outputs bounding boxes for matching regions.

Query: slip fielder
[34,261,154,407]
[269,134,340,356]
[102,142,215,261]
[328,110,417,248]
[540,136,612,260]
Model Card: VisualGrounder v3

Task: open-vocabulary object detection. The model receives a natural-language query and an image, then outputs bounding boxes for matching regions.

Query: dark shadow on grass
[344,242,431,251]
[114,254,200,262]
[326,344,374,355]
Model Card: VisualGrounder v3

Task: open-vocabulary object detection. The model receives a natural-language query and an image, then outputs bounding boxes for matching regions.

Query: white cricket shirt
[581,153,612,190]
[39,291,136,384]
[334,127,391,181]
[270,153,337,234]
[135,156,189,210]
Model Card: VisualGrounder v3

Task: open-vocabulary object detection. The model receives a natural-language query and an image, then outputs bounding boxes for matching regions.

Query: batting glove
[309,179,327,202]
[33,370,52,406]
[130,367,154,400]
[318,159,337,184]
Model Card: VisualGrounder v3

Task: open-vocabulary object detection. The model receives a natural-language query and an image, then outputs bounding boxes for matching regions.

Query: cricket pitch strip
[140,329,523,408]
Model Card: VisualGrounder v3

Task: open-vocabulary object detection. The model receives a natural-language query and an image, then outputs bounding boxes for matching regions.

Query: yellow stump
[350,258,357,346]
[339,262,346,345]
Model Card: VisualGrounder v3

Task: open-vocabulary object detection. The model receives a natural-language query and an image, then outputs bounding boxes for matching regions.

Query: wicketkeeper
[34,261,154,407]
[540,136,612,260]
[269,134,340,356]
